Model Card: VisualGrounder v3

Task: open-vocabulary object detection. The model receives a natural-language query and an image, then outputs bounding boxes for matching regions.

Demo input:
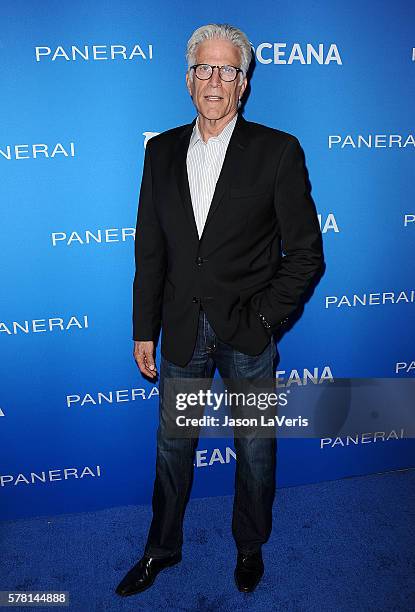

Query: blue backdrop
[1,0,414,520]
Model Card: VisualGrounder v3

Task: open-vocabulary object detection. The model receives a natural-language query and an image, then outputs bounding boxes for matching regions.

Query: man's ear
[239,76,248,99]
[185,71,193,97]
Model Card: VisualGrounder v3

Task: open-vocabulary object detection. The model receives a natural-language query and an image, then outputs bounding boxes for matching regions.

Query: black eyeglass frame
[190,63,243,82]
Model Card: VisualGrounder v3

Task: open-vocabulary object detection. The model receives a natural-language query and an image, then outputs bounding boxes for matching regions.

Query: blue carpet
[1,469,414,611]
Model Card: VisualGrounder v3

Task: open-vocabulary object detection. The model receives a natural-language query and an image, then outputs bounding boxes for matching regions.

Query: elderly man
[116,23,324,596]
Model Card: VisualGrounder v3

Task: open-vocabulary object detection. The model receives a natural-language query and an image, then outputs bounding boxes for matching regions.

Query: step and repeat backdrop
[1,0,414,520]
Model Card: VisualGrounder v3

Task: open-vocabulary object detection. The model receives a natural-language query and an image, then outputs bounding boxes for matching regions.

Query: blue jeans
[144,308,277,558]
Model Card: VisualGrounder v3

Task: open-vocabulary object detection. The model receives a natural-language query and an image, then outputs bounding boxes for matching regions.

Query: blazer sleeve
[132,140,167,342]
[249,135,324,332]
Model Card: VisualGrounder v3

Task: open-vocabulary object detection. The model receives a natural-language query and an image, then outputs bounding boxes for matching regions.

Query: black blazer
[132,113,324,367]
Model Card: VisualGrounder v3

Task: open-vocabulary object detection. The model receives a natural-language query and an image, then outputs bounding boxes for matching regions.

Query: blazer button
[192,297,199,303]
[196,257,204,266]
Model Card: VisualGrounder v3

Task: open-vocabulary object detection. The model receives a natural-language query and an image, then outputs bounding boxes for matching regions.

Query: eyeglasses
[190,64,243,82]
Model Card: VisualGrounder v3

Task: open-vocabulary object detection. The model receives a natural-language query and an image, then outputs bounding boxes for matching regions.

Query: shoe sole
[116,554,182,597]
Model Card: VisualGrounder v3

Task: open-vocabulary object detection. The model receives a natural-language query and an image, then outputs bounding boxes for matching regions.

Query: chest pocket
[229,186,270,199]
[227,187,272,222]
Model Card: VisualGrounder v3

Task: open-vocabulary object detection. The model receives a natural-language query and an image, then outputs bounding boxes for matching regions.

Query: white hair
[186,23,252,85]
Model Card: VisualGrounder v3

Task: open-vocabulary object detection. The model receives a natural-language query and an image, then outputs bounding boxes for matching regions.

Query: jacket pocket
[238,279,270,309]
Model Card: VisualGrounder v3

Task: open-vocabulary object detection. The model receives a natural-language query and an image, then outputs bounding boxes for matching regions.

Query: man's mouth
[204,96,223,101]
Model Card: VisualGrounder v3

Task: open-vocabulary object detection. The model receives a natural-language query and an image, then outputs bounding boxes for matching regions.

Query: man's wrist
[257,311,271,329]
[256,310,290,334]
[257,311,273,334]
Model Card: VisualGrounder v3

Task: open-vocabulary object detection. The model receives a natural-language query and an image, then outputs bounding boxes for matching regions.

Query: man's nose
[209,66,222,86]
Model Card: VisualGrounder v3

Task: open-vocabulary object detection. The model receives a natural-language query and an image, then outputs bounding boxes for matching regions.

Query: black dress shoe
[115,551,182,596]
[234,550,264,593]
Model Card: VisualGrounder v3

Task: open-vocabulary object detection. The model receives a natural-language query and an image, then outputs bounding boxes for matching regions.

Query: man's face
[186,38,247,122]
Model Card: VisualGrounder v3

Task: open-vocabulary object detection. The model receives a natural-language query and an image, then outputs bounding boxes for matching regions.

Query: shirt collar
[189,113,238,149]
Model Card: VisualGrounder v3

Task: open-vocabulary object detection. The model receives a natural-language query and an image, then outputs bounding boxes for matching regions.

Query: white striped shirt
[186,113,238,238]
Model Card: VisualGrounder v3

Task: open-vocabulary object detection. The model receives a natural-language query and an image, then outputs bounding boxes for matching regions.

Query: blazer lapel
[174,117,199,243]
[174,113,249,243]
[202,113,248,237]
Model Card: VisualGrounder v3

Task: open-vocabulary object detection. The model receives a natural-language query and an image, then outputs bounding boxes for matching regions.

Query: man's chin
[198,108,229,121]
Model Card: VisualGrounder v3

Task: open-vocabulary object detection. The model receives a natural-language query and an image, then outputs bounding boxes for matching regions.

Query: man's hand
[133,340,157,378]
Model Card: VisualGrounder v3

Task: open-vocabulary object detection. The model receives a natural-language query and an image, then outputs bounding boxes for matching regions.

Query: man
[116,23,324,596]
